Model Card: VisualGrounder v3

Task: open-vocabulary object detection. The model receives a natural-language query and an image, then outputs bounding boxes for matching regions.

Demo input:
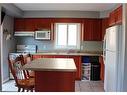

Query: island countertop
[23,58,77,72]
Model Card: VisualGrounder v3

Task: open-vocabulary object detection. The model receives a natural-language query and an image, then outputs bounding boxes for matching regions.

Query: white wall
[99,10,111,18]
[1,15,16,83]
[23,11,100,18]
[0,4,18,91]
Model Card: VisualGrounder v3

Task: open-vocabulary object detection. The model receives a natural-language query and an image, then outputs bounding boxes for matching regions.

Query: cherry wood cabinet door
[83,19,93,41]
[14,18,25,31]
[115,5,122,24]
[83,19,102,41]
[34,18,52,30]
[102,18,109,40]
[99,56,104,81]
[92,19,102,41]
[109,5,122,26]
[24,18,36,31]
[68,56,81,80]
[109,11,116,26]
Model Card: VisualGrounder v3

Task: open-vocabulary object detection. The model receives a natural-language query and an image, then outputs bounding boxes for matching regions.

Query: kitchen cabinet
[92,19,102,41]
[14,18,52,31]
[83,19,93,41]
[109,5,122,26]
[68,56,81,80]
[25,18,36,31]
[14,18,104,41]
[115,5,122,24]
[34,18,52,30]
[109,11,116,26]
[14,18,25,31]
[54,55,68,58]
[14,18,54,40]
[32,55,42,60]
[102,18,109,40]
[41,55,54,58]
[99,56,104,81]
[14,18,35,31]
[83,19,102,41]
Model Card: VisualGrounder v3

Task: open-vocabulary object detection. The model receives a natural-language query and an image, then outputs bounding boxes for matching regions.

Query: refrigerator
[103,25,122,92]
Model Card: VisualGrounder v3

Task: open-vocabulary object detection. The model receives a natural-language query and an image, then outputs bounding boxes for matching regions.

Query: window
[55,23,81,49]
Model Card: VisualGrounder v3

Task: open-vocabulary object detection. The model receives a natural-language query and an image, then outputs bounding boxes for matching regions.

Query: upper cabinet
[34,18,52,30]
[14,18,25,31]
[102,18,109,40]
[109,11,116,26]
[14,18,103,41]
[115,5,122,24]
[25,19,36,31]
[83,19,102,41]
[109,5,122,26]
[14,18,52,32]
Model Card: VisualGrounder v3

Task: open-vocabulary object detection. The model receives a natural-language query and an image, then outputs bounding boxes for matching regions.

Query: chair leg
[22,88,25,92]
[30,89,33,92]
[27,89,29,92]
[18,88,21,92]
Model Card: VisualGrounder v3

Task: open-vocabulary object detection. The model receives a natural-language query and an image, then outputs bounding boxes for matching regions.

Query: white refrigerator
[104,25,122,92]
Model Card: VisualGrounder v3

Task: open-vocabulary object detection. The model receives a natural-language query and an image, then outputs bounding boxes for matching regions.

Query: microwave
[35,30,51,40]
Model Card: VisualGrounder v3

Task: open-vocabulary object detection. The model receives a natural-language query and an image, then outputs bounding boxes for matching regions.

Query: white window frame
[54,23,81,50]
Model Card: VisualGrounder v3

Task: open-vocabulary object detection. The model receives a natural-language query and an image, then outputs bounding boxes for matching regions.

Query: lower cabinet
[68,56,81,80]
[32,55,81,80]
[41,55,54,58]
[32,55,42,59]
[54,55,68,58]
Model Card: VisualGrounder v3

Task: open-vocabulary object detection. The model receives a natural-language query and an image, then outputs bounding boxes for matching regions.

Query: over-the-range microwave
[35,30,51,40]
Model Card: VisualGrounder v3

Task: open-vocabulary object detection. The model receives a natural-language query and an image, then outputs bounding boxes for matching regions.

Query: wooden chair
[8,56,35,92]
[20,54,35,78]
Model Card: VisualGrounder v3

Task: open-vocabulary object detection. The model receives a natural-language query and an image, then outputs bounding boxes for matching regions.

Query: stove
[16,45,37,53]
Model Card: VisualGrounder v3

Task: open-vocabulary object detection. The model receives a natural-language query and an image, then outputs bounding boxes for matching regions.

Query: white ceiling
[14,3,119,12]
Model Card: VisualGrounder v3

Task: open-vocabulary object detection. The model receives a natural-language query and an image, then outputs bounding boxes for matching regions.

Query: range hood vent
[14,31,34,36]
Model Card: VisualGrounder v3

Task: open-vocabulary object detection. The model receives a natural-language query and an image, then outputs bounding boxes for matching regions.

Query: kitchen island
[23,58,77,92]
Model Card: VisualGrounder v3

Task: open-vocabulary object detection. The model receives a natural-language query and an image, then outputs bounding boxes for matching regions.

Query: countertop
[23,58,77,72]
[31,51,102,56]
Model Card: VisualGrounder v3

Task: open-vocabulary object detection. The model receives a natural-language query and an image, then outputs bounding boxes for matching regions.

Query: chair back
[8,56,27,85]
[20,54,32,65]
[20,54,32,78]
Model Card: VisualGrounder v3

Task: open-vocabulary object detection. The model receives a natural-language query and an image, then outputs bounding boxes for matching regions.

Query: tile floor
[2,80,104,92]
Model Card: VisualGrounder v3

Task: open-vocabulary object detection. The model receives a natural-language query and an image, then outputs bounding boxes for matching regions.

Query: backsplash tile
[81,41,103,52]
[16,37,103,52]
